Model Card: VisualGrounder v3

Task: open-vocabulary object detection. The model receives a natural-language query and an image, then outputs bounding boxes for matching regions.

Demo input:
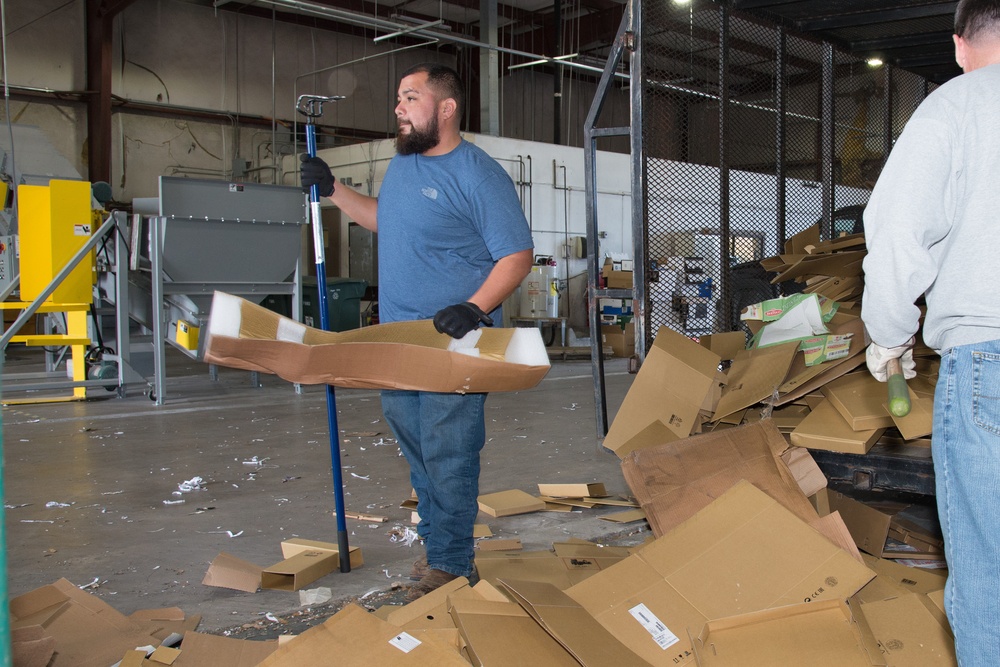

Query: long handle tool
[886,356,912,418]
[296,94,351,572]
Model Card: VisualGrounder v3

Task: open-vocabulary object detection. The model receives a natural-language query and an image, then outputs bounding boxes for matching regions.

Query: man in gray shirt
[862,1,1000,663]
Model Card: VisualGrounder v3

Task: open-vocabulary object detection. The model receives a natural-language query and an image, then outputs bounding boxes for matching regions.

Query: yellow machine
[3,179,96,400]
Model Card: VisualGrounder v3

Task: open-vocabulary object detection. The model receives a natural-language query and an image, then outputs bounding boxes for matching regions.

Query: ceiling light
[866,57,884,67]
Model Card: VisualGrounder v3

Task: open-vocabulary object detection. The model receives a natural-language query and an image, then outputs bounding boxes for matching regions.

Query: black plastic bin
[301,277,368,331]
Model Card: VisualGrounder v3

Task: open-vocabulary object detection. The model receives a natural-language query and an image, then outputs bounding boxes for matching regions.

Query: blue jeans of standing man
[381,390,487,578]
[934,338,1000,667]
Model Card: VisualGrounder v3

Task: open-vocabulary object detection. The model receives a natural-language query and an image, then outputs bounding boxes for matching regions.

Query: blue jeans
[381,390,487,578]
[934,338,1000,667]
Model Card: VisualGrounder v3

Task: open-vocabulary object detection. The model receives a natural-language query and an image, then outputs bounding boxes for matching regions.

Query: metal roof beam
[798,2,956,31]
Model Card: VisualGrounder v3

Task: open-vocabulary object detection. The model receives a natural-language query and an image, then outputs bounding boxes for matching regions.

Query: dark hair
[955,0,1000,41]
[400,63,465,121]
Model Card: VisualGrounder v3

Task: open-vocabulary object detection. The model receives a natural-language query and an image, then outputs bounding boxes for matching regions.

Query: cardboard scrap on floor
[477,489,546,517]
[203,539,364,594]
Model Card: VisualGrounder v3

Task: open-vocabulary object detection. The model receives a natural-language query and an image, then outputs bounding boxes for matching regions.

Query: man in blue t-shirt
[301,63,534,600]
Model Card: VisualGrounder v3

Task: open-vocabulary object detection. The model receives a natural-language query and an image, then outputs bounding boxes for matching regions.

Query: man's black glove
[433,302,494,339]
[300,154,335,197]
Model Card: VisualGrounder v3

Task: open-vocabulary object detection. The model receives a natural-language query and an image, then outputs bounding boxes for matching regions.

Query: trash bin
[301,277,368,331]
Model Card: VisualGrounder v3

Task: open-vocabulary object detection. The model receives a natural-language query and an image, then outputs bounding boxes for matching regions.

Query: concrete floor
[2,348,638,631]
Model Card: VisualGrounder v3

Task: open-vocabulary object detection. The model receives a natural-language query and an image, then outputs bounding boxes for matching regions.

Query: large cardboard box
[604,327,722,457]
[620,420,820,537]
[566,481,875,666]
[205,292,550,393]
[601,322,635,358]
[602,259,633,289]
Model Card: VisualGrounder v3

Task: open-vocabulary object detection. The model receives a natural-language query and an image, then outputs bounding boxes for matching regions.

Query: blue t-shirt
[377,140,534,323]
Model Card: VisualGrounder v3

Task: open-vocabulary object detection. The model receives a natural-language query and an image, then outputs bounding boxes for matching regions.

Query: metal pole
[298,94,351,573]
[0,359,10,667]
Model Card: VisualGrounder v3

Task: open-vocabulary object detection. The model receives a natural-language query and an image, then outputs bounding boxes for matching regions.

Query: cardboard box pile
[606,224,937,462]
[12,467,955,665]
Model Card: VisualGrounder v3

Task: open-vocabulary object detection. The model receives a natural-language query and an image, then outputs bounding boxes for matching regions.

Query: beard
[395,114,441,155]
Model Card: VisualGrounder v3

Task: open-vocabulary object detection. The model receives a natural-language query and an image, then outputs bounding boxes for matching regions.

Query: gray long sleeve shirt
[861,62,1000,354]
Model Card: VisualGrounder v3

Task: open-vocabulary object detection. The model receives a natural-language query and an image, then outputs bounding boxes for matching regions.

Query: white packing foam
[276,318,306,343]
[208,291,243,338]
[504,327,551,367]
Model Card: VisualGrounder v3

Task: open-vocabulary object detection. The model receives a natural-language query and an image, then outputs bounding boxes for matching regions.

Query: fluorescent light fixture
[508,53,579,71]
[866,57,884,67]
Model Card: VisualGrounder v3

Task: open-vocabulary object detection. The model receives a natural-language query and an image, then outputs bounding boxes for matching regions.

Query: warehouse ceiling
[733,0,961,84]
[207,0,961,85]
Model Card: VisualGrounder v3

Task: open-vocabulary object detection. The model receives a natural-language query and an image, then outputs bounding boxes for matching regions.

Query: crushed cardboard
[621,420,820,537]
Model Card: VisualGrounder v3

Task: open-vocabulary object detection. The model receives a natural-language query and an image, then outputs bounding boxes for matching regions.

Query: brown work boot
[409,555,429,581]
[405,569,460,602]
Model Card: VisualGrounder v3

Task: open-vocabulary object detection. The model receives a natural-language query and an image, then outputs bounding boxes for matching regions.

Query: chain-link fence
[637,0,925,349]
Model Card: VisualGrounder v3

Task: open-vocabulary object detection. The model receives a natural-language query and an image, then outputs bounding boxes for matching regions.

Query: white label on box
[629,603,679,650]
[389,632,422,653]
[73,224,91,236]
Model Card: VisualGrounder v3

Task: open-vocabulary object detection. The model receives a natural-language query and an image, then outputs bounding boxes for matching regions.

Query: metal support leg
[150,215,167,405]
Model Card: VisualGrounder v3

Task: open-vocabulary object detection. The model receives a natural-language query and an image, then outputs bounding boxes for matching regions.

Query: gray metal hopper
[112,177,309,403]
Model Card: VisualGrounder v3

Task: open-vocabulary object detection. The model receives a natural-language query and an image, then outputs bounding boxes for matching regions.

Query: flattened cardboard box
[537,482,608,498]
[202,552,263,593]
[620,420,819,537]
[691,599,883,667]
[171,631,278,667]
[856,593,956,667]
[257,604,470,666]
[475,543,628,589]
[205,292,550,393]
[604,326,722,457]
[450,598,580,666]
[822,371,896,430]
[712,342,798,421]
[499,579,653,666]
[790,399,885,455]
[9,578,164,667]
[478,489,545,517]
[826,491,943,559]
[566,481,875,667]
